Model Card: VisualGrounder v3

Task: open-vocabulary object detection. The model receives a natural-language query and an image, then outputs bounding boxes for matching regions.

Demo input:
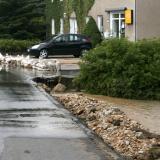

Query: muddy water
[85,94,160,135]
[0,66,121,160]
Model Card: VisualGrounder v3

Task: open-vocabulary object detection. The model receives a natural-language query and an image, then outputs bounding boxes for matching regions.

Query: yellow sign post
[125,9,133,24]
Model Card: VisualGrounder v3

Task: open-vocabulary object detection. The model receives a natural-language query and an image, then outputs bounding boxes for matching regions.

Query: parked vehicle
[27,34,92,58]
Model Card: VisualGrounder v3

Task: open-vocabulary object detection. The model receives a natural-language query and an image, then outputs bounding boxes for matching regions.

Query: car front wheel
[39,49,48,58]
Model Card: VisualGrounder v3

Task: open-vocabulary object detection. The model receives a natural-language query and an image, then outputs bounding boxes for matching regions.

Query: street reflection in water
[0,65,86,153]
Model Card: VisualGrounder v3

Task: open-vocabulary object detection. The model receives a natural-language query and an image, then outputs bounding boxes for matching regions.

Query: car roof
[59,33,85,37]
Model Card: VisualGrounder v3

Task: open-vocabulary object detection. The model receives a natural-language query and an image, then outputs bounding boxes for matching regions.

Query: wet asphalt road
[0,67,120,160]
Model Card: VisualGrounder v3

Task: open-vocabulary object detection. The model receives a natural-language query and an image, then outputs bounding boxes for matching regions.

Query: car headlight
[31,44,40,49]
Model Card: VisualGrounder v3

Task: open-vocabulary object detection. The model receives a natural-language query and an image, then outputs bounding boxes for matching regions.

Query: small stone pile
[54,93,160,160]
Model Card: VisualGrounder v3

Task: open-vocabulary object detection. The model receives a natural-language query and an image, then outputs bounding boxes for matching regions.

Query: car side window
[69,35,81,42]
[55,35,68,42]
[75,35,81,41]
[70,35,74,42]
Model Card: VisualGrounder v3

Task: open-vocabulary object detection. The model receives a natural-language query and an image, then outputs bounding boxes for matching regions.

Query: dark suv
[27,34,92,58]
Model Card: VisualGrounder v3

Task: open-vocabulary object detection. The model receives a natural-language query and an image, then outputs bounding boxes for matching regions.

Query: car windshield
[42,35,59,43]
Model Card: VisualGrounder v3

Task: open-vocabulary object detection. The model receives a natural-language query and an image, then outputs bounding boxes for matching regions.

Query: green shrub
[75,38,160,100]
[0,39,39,55]
[83,17,102,47]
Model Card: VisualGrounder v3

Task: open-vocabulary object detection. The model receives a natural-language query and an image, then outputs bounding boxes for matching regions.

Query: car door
[51,35,70,55]
[68,34,81,54]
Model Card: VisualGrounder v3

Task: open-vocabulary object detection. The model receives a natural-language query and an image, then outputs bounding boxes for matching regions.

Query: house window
[60,18,64,34]
[97,15,103,33]
[110,11,125,38]
[51,18,55,35]
[70,18,78,34]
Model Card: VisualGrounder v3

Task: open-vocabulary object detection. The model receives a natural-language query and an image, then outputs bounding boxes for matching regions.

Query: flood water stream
[85,93,160,135]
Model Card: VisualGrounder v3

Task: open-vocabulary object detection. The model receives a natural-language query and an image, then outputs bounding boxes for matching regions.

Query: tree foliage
[0,0,46,40]
[46,0,64,36]
[72,0,95,33]
[46,0,95,36]
[83,17,102,47]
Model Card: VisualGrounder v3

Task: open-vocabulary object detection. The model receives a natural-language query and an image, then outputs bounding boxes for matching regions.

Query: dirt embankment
[54,93,160,160]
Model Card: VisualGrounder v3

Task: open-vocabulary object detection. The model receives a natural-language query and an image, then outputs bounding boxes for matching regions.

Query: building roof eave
[105,7,127,12]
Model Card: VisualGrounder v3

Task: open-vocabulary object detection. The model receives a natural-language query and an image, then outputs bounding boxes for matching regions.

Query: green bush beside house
[75,38,160,100]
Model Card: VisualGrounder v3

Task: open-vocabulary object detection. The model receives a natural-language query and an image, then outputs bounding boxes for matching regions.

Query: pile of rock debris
[54,93,160,160]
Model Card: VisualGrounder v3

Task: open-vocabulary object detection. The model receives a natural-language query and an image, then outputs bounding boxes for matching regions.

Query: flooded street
[0,66,120,160]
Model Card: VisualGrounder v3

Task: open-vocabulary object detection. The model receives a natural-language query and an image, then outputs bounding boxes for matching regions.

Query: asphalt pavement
[0,67,121,160]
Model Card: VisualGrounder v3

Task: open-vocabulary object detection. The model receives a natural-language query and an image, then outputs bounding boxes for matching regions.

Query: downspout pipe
[135,0,137,41]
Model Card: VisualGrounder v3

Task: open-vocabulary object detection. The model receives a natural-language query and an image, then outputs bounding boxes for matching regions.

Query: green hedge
[0,39,39,55]
[75,38,160,100]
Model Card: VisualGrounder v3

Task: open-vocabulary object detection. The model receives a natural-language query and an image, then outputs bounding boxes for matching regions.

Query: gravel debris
[54,93,160,160]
